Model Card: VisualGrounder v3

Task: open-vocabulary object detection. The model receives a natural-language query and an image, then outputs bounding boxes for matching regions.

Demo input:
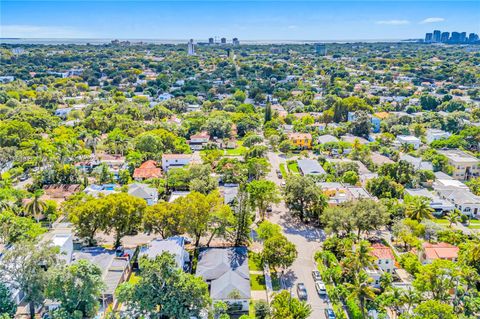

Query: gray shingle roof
[297,159,326,176]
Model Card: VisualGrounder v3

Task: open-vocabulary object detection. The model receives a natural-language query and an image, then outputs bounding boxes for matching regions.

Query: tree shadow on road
[279,213,326,242]
[280,269,298,289]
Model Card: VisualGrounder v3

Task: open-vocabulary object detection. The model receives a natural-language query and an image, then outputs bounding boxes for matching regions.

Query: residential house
[168,191,191,203]
[133,160,162,181]
[426,129,451,144]
[84,184,117,197]
[161,154,193,172]
[396,135,421,150]
[72,247,131,304]
[189,131,210,151]
[196,247,250,313]
[128,183,158,206]
[419,242,459,264]
[370,243,395,274]
[405,188,455,215]
[438,150,480,180]
[297,159,326,176]
[317,134,339,144]
[288,133,312,150]
[399,154,433,171]
[139,237,190,271]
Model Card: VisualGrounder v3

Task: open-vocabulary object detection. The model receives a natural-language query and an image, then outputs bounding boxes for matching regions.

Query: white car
[315,282,327,296]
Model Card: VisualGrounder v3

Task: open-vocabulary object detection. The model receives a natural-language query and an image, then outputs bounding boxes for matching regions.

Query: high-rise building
[208,37,214,45]
[187,39,195,55]
[460,32,467,43]
[468,33,479,43]
[315,43,327,55]
[451,32,460,43]
[441,32,450,43]
[220,37,227,44]
[232,38,240,46]
[433,30,441,42]
[425,33,433,43]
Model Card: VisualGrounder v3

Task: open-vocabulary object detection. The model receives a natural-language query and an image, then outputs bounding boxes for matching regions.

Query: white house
[438,150,480,181]
[188,131,210,151]
[139,237,190,271]
[161,154,193,172]
[396,135,421,149]
[426,129,451,144]
[128,183,158,206]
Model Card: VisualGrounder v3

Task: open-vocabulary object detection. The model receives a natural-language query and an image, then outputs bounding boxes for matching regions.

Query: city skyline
[1,1,480,40]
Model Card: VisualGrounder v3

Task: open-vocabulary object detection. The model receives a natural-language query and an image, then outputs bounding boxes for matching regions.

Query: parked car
[312,270,322,281]
[266,205,273,212]
[325,308,336,319]
[281,181,286,188]
[276,169,283,179]
[315,282,327,296]
[296,283,308,300]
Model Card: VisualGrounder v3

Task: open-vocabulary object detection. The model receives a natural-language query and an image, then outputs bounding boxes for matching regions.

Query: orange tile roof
[288,133,312,140]
[423,242,459,260]
[133,160,162,179]
[370,243,395,260]
[373,112,390,119]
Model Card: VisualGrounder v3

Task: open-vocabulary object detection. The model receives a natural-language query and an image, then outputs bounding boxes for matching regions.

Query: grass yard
[248,251,264,271]
[433,218,450,225]
[279,163,287,177]
[225,145,247,156]
[250,274,267,290]
[468,219,480,229]
[287,161,299,174]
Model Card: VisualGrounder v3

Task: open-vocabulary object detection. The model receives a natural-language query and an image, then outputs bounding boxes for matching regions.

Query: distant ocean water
[0,38,405,45]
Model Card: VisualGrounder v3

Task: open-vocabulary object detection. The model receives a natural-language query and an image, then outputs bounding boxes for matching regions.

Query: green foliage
[270,290,312,319]
[256,220,282,241]
[246,180,280,220]
[45,260,104,318]
[262,234,297,271]
[283,175,327,222]
[0,282,16,318]
[117,252,211,319]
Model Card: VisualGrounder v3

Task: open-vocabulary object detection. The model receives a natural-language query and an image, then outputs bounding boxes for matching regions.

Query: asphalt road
[266,152,329,319]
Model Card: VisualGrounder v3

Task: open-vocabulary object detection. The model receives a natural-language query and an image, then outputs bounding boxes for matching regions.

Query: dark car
[296,282,308,300]
[276,169,283,179]
[266,205,273,212]
[312,270,322,281]
[325,308,336,319]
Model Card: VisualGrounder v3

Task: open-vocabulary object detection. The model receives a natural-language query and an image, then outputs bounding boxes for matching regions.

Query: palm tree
[405,195,434,221]
[23,190,47,222]
[446,209,461,227]
[347,271,379,319]
[356,240,375,268]
[399,288,420,314]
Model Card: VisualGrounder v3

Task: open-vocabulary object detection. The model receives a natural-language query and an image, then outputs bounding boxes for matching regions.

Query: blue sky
[1,1,479,40]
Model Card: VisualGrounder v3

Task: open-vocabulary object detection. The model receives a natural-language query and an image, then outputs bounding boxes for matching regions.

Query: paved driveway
[266,152,329,319]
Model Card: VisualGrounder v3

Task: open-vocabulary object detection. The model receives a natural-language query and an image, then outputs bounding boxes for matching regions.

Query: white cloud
[287,25,299,30]
[420,17,445,24]
[0,25,91,38]
[376,20,410,25]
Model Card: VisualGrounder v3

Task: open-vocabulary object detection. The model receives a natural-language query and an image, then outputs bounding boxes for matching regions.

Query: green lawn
[248,251,264,271]
[279,163,288,177]
[250,274,267,290]
[433,218,449,225]
[468,220,480,229]
[225,146,247,156]
[287,161,299,174]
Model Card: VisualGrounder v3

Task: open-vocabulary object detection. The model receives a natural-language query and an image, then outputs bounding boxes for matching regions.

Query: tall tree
[0,241,59,319]
[284,175,327,222]
[103,193,147,248]
[262,234,297,272]
[270,290,312,319]
[246,180,281,220]
[231,188,253,246]
[117,252,211,319]
[23,190,47,222]
[346,271,378,319]
[405,195,434,221]
[45,260,104,318]
[143,202,185,239]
